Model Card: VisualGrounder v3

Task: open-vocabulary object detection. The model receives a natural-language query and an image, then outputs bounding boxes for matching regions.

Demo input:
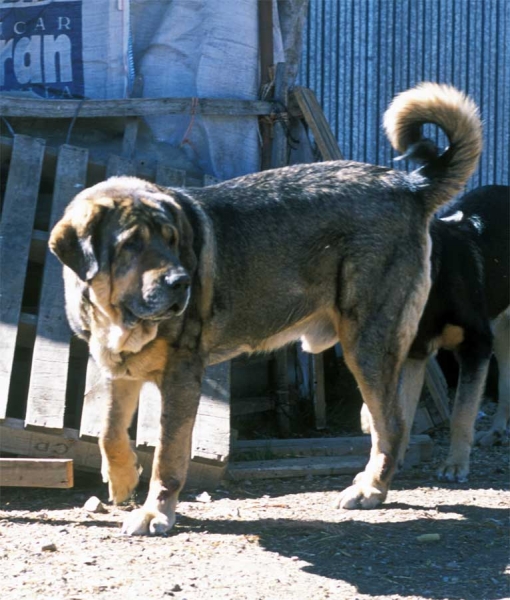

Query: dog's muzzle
[123,270,191,323]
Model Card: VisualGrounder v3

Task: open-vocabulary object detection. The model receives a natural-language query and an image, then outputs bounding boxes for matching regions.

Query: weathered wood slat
[192,362,231,464]
[290,87,344,161]
[312,353,327,430]
[106,154,137,177]
[0,458,73,488]
[0,418,220,490]
[424,357,450,424]
[78,154,138,440]
[24,146,89,430]
[0,135,45,418]
[233,434,433,460]
[228,455,367,480]
[155,164,186,187]
[0,97,276,118]
[228,435,432,480]
[134,164,189,447]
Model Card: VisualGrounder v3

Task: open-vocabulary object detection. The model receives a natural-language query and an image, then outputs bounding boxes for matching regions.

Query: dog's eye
[162,225,176,245]
[121,231,144,253]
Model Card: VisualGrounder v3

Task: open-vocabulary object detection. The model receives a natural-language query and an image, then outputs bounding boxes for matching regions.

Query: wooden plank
[0,135,45,418]
[134,164,188,447]
[106,155,137,177]
[79,360,109,439]
[228,455,367,480]
[135,382,161,448]
[290,87,344,161]
[0,418,220,490]
[232,434,433,460]
[312,353,327,429]
[121,74,144,159]
[25,145,89,430]
[271,62,289,169]
[0,458,73,488]
[228,435,432,481]
[78,153,137,439]
[258,0,274,171]
[424,357,450,425]
[192,362,231,464]
[231,396,274,416]
[136,362,232,465]
[155,164,186,187]
[0,97,276,119]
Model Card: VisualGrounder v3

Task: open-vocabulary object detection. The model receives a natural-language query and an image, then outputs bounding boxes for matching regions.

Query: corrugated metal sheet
[299,0,509,190]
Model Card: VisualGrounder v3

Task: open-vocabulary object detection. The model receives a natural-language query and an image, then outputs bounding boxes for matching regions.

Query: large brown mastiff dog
[49,83,482,535]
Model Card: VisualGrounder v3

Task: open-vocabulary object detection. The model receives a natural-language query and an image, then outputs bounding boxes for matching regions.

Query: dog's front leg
[121,355,204,536]
[99,377,142,504]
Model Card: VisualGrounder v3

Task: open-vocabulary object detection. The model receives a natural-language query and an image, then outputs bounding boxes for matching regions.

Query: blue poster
[0,0,84,98]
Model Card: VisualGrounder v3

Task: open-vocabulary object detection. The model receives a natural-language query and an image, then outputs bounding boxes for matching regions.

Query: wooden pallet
[0,134,229,489]
[0,458,73,488]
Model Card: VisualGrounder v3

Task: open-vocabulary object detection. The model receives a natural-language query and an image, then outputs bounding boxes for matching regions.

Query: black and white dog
[364,185,509,482]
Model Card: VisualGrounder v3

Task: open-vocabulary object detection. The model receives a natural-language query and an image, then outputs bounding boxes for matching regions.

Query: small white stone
[83,496,107,513]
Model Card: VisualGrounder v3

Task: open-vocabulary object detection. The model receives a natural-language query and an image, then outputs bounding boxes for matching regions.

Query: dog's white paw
[336,477,386,510]
[102,460,140,504]
[121,507,176,536]
[436,461,469,483]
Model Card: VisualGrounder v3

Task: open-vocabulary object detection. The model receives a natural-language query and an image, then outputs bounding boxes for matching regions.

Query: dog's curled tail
[383,82,482,214]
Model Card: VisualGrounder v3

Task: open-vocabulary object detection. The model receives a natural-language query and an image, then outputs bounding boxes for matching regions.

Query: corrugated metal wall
[298,0,509,190]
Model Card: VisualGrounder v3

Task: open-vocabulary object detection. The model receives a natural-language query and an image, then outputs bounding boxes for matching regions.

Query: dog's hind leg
[336,317,414,509]
[476,308,510,446]
[438,335,492,482]
[99,378,143,504]
[360,357,427,471]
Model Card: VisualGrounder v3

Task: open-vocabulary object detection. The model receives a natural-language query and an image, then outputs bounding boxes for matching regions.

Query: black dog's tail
[383,82,483,215]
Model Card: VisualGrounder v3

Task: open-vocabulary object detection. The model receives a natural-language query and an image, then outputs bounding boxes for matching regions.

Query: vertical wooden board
[192,362,231,463]
[106,155,137,177]
[136,382,161,447]
[25,145,88,430]
[79,359,109,439]
[312,353,327,430]
[135,362,231,462]
[133,164,187,445]
[155,164,186,187]
[0,135,45,418]
[76,152,136,440]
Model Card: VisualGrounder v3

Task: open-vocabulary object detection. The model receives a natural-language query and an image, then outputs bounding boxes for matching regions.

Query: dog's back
[443,185,509,318]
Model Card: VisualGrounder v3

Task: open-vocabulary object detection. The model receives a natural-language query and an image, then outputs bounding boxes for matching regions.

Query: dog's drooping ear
[49,200,109,282]
[49,221,99,281]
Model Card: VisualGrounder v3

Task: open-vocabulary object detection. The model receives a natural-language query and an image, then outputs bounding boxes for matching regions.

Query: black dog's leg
[121,353,204,535]
[477,310,510,446]
[438,336,492,482]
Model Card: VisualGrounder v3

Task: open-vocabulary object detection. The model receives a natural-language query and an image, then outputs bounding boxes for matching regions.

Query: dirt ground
[1,406,508,600]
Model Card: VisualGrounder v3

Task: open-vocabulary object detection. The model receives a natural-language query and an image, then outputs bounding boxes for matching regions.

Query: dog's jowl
[50,83,482,535]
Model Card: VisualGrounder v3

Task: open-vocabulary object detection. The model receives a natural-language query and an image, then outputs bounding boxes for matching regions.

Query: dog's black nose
[165,272,190,292]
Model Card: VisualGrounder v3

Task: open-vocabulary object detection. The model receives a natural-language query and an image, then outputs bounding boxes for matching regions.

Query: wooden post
[258,0,274,171]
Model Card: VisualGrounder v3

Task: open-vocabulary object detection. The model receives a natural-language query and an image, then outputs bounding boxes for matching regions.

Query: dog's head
[49,177,196,331]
